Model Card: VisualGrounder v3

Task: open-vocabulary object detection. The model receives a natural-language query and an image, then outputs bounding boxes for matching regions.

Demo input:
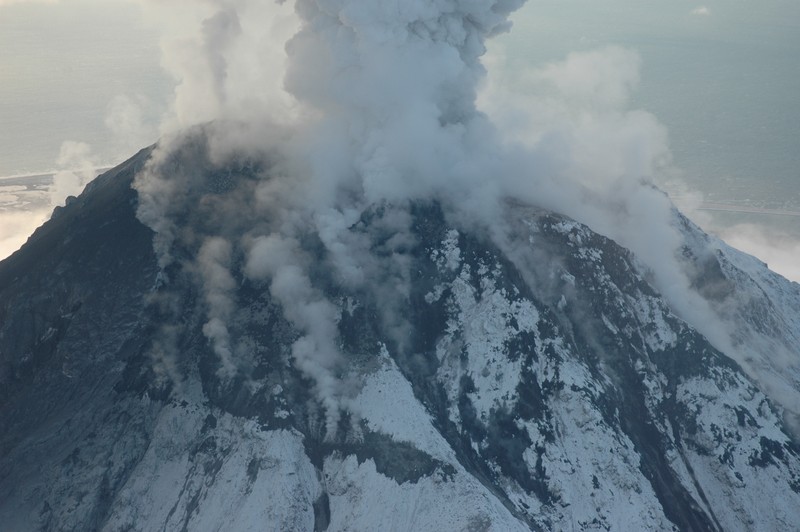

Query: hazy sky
[0,0,798,279]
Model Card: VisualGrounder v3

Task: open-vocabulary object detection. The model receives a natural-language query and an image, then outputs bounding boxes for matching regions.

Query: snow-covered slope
[1,152,799,531]
[679,214,800,435]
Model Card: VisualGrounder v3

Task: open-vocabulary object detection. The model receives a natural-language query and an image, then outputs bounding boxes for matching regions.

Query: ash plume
[134,0,530,433]
[130,0,798,434]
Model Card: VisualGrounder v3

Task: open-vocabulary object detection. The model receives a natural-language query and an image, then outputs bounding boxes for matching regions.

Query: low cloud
[691,6,711,16]
[0,209,48,260]
[715,223,800,283]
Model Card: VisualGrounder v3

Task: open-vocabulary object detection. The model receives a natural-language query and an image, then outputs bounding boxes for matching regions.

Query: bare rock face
[1,145,799,532]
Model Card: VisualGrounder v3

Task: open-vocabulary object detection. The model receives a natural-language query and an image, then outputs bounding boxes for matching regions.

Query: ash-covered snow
[104,403,321,532]
[675,372,800,532]
[430,233,540,425]
[352,345,457,463]
[323,454,527,532]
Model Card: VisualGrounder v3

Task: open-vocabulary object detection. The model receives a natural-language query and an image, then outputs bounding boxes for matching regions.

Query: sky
[0,0,798,280]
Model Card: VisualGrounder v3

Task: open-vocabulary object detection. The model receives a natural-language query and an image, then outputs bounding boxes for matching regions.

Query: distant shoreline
[696,202,800,218]
[670,196,800,218]
[0,171,57,181]
[2,176,798,219]
[0,167,112,185]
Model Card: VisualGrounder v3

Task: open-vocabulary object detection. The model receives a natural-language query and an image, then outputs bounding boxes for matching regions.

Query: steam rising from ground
[130,0,799,434]
[197,237,238,378]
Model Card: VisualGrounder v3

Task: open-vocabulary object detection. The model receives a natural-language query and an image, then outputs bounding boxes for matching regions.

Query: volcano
[3,0,800,530]
[1,133,799,531]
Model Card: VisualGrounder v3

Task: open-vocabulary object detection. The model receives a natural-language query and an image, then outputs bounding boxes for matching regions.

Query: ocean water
[0,1,167,177]
[635,36,800,208]
[501,2,800,207]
